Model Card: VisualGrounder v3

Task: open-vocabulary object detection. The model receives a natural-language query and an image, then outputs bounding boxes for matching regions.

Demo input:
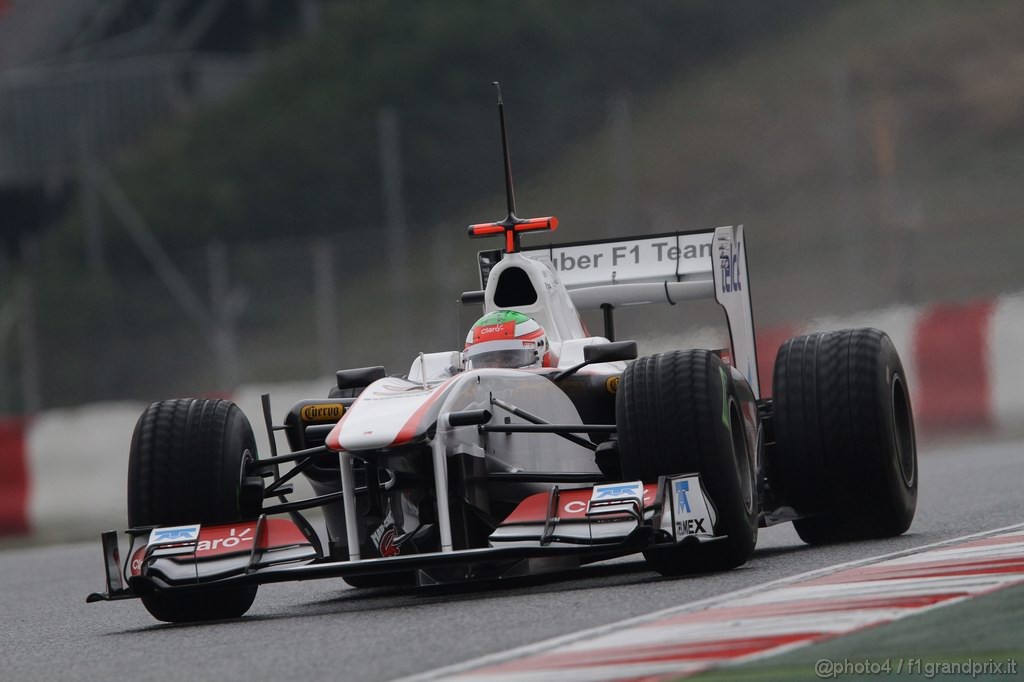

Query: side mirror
[583,340,638,364]
[337,366,387,390]
[554,340,638,381]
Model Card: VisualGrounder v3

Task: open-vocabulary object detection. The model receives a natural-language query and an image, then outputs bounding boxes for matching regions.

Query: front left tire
[128,398,260,622]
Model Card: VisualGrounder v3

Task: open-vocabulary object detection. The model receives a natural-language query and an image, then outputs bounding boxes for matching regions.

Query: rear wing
[478,226,760,397]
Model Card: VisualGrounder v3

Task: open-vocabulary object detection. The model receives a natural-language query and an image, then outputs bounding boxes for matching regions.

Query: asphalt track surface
[2,437,1022,682]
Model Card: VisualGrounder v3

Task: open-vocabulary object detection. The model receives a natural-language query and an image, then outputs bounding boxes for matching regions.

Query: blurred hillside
[43,1,819,251]
[522,0,1024,331]
[4,0,1024,413]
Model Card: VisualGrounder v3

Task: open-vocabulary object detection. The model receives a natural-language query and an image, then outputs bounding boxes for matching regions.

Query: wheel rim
[891,374,916,487]
[730,402,755,514]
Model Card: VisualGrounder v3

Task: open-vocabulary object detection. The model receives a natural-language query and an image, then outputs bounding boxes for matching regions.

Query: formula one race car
[88,87,918,623]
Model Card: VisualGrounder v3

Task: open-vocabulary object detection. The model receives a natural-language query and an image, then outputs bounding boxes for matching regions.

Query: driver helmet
[464,310,548,369]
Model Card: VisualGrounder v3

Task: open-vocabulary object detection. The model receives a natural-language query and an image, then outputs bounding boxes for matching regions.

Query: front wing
[87,473,723,602]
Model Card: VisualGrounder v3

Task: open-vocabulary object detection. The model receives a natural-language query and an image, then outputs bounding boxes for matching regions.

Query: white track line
[392,522,1024,682]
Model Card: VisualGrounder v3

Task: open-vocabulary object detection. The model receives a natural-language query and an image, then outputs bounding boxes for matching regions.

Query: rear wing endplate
[479,226,759,397]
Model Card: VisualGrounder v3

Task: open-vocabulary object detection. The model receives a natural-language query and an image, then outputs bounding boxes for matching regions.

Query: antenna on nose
[493,81,517,220]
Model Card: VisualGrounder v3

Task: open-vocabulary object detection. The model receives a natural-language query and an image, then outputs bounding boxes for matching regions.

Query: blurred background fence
[0,54,260,186]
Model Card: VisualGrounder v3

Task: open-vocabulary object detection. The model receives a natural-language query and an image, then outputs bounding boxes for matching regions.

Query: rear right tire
[771,328,917,544]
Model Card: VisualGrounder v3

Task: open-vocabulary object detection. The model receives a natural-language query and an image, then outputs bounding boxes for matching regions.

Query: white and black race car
[89,87,917,623]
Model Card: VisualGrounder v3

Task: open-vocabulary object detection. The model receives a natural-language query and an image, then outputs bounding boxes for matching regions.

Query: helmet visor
[469,348,539,369]
[464,339,541,369]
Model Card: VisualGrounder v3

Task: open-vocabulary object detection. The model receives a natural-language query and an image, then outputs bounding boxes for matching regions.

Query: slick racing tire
[771,328,917,544]
[617,350,758,575]
[128,399,260,622]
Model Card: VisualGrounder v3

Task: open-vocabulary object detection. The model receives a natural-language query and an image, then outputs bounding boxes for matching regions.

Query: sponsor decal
[300,403,344,422]
[718,237,742,293]
[567,484,653,516]
[130,546,146,576]
[378,528,399,557]
[502,484,658,525]
[148,524,200,545]
[473,321,515,342]
[588,481,646,518]
[523,234,713,288]
[605,376,620,394]
[679,517,707,534]
[676,479,692,513]
[593,483,641,499]
[196,526,254,556]
[371,508,401,557]
[672,476,715,539]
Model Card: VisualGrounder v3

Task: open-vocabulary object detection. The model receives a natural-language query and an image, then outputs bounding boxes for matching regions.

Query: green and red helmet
[463,310,549,369]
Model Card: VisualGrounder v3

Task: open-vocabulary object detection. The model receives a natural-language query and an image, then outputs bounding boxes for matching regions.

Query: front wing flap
[87,515,319,602]
[489,473,721,547]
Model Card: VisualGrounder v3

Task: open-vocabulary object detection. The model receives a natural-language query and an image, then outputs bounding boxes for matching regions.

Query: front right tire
[617,350,758,574]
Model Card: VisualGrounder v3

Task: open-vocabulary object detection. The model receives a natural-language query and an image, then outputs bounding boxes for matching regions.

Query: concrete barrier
[26,402,144,542]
